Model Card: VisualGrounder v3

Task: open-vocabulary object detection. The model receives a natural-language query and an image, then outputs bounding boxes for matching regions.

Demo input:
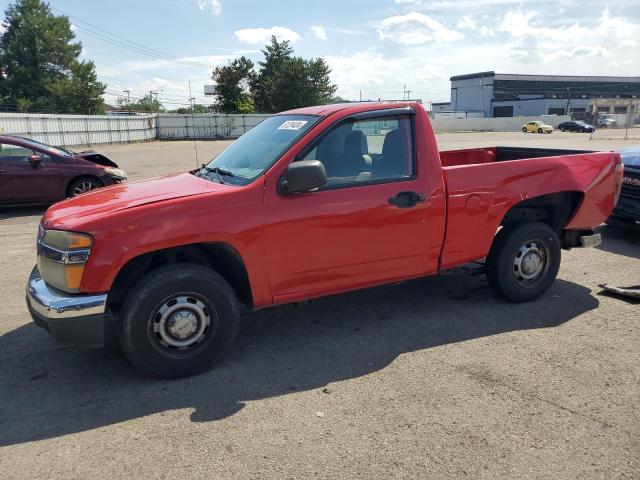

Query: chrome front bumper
[26,267,108,346]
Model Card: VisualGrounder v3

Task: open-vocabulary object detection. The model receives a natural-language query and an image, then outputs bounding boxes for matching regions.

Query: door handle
[388,191,426,208]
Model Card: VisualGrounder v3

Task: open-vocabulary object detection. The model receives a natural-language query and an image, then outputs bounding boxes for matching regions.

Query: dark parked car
[557,120,595,133]
[0,135,127,207]
[609,146,640,228]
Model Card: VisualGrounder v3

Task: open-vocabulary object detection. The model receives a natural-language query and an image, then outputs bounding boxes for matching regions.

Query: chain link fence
[582,102,640,141]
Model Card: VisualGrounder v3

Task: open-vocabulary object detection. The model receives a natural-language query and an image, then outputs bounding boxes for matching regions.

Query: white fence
[431,115,571,133]
[157,114,270,139]
[0,112,157,147]
[0,112,575,148]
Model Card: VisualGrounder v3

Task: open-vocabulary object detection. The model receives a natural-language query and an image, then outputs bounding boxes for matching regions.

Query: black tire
[522,127,528,133]
[67,176,101,197]
[118,263,239,378]
[537,128,543,133]
[486,222,561,302]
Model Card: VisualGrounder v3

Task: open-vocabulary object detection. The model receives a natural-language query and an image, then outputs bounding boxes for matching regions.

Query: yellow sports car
[522,120,553,133]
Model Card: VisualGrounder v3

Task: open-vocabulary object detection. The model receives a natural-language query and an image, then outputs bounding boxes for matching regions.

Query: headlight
[37,229,93,293]
[103,167,128,180]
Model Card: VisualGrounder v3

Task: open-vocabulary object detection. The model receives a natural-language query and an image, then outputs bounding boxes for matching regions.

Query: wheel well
[500,192,583,231]
[106,243,253,313]
[66,174,103,197]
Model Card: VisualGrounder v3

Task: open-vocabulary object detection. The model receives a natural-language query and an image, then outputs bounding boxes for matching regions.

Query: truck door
[263,111,438,301]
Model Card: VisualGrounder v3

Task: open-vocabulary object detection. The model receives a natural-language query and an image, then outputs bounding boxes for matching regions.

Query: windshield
[14,136,74,157]
[197,114,318,185]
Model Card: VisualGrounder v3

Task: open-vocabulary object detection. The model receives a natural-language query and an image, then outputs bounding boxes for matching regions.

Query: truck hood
[43,172,227,227]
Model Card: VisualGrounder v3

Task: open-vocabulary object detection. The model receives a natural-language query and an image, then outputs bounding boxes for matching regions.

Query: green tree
[116,93,165,113]
[211,56,255,114]
[171,104,210,114]
[251,36,337,113]
[0,0,105,113]
[252,36,294,113]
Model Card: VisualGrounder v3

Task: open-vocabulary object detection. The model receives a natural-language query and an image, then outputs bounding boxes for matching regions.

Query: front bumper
[100,174,126,187]
[26,266,107,346]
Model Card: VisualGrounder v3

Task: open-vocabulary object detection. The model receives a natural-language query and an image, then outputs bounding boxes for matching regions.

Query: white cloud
[309,25,328,41]
[196,0,221,14]
[378,12,464,45]
[234,26,301,44]
[479,25,494,37]
[497,7,640,63]
[395,0,422,3]
[457,15,476,30]
[325,50,443,98]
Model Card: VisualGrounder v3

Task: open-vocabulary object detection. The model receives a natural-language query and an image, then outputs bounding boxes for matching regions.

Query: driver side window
[300,115,414,188]
[0,143,35,162]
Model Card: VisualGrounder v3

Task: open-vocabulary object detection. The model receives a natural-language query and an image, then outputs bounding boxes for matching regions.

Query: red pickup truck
[26,102,623,378]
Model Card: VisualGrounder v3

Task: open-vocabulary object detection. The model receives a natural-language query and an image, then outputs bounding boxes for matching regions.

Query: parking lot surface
[1,132,639,479]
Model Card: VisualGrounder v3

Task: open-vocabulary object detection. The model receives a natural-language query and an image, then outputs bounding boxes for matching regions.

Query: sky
[1,0,639,109]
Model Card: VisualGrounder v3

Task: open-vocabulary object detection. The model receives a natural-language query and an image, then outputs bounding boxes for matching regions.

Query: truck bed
[440,146,594,167]
[438,147,621,269]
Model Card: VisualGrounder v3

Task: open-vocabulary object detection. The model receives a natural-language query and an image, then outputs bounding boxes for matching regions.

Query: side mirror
[28,154,43,167]
[281,160,327,194]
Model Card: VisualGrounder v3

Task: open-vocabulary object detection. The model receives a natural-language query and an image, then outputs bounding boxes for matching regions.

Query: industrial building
[443,71,640,118]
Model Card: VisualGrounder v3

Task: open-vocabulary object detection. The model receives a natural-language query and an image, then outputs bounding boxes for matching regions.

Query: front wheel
[68,176,101,197]
[118,263,240,378]
[486,222,561,302]
[538,128,543,133]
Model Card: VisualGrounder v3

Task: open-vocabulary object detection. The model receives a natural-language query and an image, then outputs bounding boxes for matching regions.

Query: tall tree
[252,36,294,113]
[252,36,337,113]
[211,56,255,114]
[0,0,105,113]
[116,93,165,113]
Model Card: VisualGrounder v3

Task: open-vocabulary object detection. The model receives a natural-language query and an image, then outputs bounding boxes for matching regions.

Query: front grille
[620,169,640,199]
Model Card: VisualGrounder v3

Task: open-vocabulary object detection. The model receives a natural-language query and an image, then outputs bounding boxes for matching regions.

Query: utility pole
[123,89,130,114]
[150,90,157,113]
[625,96,634,140]
[406,90,412,100]
[403,84,406,100]
[565,88,572,117]
[359,89,362,102]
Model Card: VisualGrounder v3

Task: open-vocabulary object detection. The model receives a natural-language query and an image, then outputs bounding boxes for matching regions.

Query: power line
[93,60,188,83]
[53,7,215,69]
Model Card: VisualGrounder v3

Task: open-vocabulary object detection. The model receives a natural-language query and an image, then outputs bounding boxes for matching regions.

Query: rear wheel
[522,127,528,133]
[486,222,561,302]
[68,176,101,197]
[538,128,543,133]
[118,263,240,378]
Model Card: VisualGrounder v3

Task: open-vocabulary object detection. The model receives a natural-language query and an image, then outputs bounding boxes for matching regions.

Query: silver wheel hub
[167,310,199,339]
[153,296,210,349]
[513,241,548,284]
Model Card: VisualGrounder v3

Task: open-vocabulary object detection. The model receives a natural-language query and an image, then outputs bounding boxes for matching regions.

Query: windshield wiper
[200,165,235,184]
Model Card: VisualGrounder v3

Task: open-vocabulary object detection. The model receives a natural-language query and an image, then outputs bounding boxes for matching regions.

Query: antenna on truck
[189,81,199,169]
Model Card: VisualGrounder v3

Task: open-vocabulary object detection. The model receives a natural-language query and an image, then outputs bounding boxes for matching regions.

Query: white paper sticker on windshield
[278,120,308,131]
